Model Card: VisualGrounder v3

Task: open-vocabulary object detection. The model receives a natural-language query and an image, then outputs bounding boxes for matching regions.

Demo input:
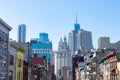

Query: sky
[0,0,120,50]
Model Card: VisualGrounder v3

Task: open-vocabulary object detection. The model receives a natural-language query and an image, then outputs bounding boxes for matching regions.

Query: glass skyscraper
[68,17,93,54]
[18,24,26,42]
[39,33,49,42]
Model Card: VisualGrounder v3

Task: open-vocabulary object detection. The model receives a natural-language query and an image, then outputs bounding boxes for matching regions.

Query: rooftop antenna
[76,12,77,23]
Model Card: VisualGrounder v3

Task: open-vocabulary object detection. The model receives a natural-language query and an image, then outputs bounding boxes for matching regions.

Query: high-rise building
[0,18,12,80]
[30,33,53,64]
[98,37,120,49]
[68,16,93,54]
[54,36,72,79]
[18,24,26,42]
[39,33,49,43]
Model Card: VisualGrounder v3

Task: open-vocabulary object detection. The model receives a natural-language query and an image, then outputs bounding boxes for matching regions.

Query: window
[35,49,37,53]
[48,50,50,53]
[9,70,13,80]
[40,49,42,53]
[43,49,44,53]
[19,72,21,80]
[37,49,39,53]
[0,74,2,77]
[19,59,21,67]
[38,49,40,53]
[4,63,6,67]
[0,62,2,67]
[17,59,21,67]
[34,49,38,53]
[60,53,62,57]
[17,71,19,80]
[45,49,47,53]
[10,55,14,65]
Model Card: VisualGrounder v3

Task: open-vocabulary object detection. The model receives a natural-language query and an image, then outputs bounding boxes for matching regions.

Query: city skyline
[0,0,120,50]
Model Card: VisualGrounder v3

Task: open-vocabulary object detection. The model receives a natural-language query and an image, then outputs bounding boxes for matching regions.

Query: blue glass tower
[39,33,49,42]
[18,24,26,42]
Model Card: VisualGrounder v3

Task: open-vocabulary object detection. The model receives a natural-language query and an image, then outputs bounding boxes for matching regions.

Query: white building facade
[54,36,72,79]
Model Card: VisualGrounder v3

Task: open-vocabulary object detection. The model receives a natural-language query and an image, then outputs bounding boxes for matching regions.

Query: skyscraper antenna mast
[76,12,77,23]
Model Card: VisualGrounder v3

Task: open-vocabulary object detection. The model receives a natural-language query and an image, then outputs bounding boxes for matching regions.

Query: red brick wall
[31,54,45,80]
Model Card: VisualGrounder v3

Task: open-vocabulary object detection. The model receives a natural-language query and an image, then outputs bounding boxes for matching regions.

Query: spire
[74,12,80,31]
[64,36,66,42]
[60,38,62,42]
[76,12,77,23]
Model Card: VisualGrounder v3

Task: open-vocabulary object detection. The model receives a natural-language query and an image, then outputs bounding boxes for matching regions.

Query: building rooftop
[0,18,12,31]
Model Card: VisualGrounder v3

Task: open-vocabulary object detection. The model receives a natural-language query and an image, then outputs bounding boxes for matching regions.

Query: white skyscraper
[54,36,72,78]
[68,16,93,54]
